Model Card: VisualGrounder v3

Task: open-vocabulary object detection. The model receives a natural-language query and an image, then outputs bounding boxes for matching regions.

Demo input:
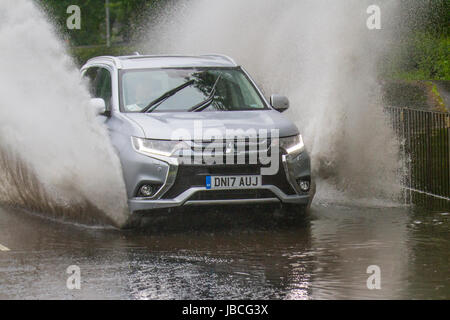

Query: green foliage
[398,0,450,37]
[38,0,106,46]
[429,82,447,112]
[386,34,449,81]
[385,0,449,81]
[37,0,167,46]
[410,34,449,80]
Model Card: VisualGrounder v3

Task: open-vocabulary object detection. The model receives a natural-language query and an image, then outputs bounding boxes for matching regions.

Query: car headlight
[279,135,305,155]
[131,137,189,158]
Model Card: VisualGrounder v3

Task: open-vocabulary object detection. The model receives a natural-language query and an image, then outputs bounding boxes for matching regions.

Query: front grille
[190,137,272,152]
[178,138,274,165]
[161,160,296,199]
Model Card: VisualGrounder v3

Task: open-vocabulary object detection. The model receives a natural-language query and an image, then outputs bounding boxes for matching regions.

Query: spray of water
[142,0,403,204]
[0,0,129,227]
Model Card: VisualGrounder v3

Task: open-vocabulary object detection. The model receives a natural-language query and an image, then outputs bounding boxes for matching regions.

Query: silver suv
[81,54,315,215]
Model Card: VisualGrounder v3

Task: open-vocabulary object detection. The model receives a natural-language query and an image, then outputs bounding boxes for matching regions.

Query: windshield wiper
[188,75,222,112]
[141,79,195,113]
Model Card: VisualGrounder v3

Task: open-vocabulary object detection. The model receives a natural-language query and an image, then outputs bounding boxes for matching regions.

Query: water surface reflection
[0,201,448,299]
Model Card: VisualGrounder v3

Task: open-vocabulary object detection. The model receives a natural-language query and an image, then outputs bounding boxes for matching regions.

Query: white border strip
[0,243,10,251]
[404,187,450,201]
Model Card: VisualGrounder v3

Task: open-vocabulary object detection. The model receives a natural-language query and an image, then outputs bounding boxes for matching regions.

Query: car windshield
[120,68,267,112]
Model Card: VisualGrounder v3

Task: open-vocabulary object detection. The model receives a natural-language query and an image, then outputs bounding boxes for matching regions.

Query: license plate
[206,175,262,190]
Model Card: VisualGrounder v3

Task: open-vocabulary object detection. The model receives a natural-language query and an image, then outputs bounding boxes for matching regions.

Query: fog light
[297,180,310,192]
[138,184,154,197]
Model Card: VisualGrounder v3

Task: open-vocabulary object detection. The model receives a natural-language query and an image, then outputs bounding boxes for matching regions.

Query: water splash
[0,0,129,227]
[141,0,403,203]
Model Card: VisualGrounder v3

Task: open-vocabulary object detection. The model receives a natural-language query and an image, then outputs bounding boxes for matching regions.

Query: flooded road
[0,201,448,300]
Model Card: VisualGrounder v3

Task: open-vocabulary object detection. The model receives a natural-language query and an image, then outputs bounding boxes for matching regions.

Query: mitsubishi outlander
[81,54,315,215]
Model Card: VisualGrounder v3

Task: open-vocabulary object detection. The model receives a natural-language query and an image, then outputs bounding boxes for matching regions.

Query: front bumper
[125,149,314,213]
[129,185,312,212]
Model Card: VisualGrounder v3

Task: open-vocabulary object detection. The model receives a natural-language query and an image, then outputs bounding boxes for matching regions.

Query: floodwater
[0,199,448,300]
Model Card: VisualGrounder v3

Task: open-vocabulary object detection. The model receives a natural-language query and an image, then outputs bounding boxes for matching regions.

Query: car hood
[124,110,299,140]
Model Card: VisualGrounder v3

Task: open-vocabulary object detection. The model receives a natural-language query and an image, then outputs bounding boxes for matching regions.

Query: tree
[37,0,169,46]
[398,0,449,36]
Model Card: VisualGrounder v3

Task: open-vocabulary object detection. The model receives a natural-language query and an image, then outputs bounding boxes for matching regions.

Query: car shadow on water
[123,204,311,234]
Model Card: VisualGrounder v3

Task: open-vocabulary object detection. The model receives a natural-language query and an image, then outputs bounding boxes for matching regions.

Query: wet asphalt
[0,199,448,300]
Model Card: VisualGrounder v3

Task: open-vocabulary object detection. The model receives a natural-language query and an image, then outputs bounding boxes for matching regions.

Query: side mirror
[270,94,290,113]
[89,98,108,116]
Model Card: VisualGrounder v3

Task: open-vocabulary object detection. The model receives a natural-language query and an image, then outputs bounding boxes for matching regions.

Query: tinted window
[84,67,112,110]
[95,68,112,110]
[83,67,99,96]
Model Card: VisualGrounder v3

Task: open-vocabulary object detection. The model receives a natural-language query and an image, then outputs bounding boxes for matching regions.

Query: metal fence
[385,107,450,203]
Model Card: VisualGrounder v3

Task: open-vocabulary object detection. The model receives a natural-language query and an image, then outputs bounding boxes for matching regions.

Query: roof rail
[119,54,238,64]
[122,54,190,60]
[84,54,238,68]
[200,54,237,66]
[85,56,123,69]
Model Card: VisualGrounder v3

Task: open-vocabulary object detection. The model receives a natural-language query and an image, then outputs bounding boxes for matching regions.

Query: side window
[95,68,112,110]
[83,67,99,96]
[83,67,112,111]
